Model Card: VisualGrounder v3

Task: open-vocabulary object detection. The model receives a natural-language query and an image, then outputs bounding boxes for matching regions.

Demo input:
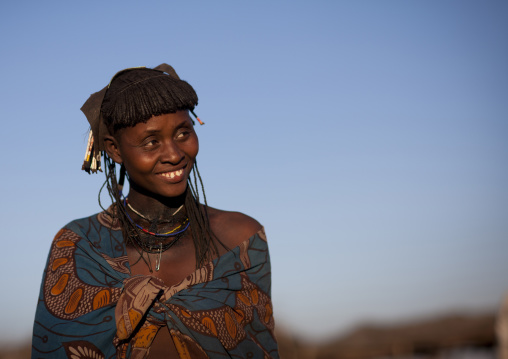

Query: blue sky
[0,0,507,343]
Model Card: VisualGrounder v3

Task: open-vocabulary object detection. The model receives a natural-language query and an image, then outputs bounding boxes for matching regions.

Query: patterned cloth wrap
[32,211,278,359]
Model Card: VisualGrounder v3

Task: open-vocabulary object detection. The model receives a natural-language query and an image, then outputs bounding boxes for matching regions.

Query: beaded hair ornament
[80,63,204,174]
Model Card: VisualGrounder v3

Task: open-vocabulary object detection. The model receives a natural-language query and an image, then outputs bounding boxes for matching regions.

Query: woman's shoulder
[207,207,263,250]
[55,209,125,257]
[63,207,122,235]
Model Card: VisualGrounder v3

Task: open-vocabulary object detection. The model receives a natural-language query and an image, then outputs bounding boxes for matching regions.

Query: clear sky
[0,0,507,344]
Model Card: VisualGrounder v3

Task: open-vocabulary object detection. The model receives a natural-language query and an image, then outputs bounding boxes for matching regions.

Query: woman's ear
[103,135,123,164]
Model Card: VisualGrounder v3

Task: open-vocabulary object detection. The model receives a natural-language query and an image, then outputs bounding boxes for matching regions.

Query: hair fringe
[101,70,198,133]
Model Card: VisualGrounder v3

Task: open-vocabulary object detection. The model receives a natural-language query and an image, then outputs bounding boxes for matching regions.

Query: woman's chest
[126,237,197,288]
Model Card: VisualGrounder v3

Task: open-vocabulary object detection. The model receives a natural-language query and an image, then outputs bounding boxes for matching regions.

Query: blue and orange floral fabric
[32,210,278,358]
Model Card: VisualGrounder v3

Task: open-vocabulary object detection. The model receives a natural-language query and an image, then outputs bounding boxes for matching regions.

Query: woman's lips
[157,169,185,182]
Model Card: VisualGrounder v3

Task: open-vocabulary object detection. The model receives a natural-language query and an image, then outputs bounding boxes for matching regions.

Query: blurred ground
[1,312,496,359]
[276,312,496,359]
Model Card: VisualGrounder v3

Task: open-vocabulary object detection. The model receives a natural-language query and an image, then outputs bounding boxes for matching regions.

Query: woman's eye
[176,131,190,139]
[143,139,158,147]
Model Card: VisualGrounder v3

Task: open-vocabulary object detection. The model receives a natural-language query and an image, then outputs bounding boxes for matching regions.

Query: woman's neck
[125,186,187,222]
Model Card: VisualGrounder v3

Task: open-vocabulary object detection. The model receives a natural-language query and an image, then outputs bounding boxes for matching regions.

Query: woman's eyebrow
[173,121,193,130]
[142,128,161,134]
[142,120,190,133]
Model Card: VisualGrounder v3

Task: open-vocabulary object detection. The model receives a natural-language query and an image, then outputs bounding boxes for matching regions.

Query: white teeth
[161,169,183,178]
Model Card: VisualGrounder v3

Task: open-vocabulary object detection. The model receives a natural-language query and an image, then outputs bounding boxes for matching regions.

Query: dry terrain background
[1,312,496,359]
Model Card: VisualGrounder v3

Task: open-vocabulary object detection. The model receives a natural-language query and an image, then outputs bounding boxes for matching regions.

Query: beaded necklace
[122,198,190,271]
[123,199,189,237]
[127,202,184,220]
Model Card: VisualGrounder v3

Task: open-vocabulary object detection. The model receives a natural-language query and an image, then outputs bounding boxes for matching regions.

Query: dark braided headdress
[81,64,202,173]
[80,64,217,270]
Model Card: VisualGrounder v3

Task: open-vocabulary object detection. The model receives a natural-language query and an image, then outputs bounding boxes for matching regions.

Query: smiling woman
[32,65,279,359]
[107,112,199,202]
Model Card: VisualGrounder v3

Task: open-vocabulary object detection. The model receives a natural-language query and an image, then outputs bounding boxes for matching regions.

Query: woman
[32,64,279,358]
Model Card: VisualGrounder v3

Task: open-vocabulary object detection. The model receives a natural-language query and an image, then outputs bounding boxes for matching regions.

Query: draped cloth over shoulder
[32,210,279,358]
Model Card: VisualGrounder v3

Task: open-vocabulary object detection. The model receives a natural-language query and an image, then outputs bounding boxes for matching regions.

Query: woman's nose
[160,141,184,164]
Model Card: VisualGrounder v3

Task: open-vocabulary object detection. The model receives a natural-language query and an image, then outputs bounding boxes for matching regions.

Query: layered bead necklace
[123,198,190,271]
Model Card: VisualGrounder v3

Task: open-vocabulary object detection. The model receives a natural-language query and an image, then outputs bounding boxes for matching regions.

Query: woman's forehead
[116,111,193,138]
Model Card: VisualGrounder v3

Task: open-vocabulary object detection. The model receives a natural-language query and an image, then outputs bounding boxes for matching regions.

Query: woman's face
[109,111,199,199]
